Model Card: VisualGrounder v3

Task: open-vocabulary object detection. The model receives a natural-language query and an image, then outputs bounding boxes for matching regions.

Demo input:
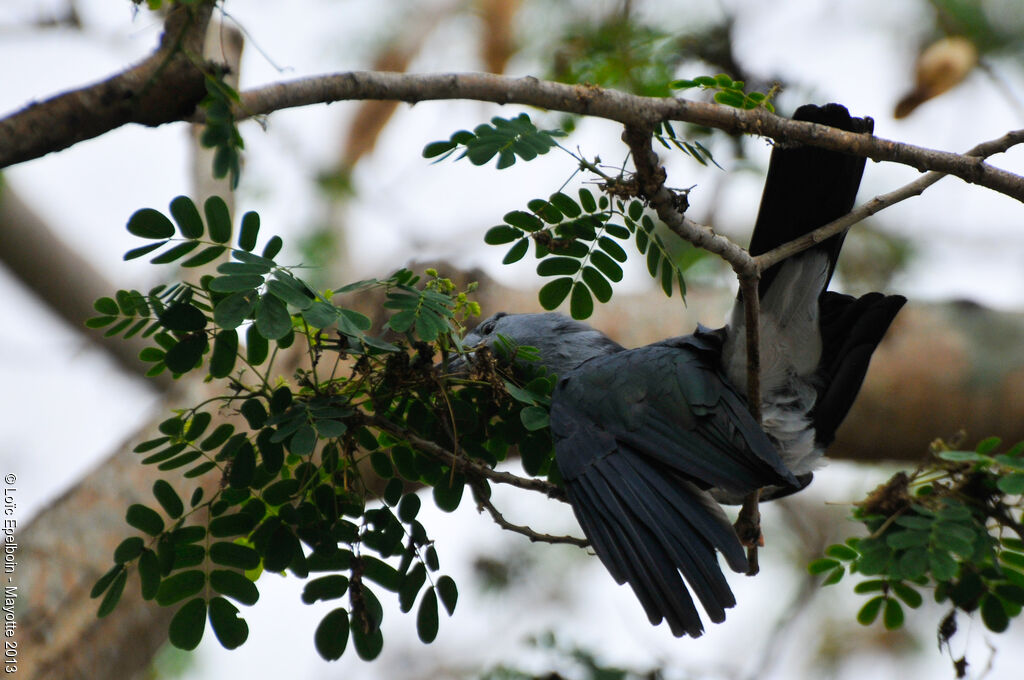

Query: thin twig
[754,128,1024,273]
[366,414,568,500]
[469,480,589,547]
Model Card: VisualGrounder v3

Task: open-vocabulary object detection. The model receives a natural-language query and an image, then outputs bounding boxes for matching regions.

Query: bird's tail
[748,103,875,299]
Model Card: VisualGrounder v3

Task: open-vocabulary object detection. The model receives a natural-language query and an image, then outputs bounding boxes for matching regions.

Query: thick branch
[5,64,1024,202]
[0,2,213,167]
[218,71,1024,203]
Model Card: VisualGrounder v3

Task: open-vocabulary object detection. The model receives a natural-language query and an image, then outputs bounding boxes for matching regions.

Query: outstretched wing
[551,336,798,637]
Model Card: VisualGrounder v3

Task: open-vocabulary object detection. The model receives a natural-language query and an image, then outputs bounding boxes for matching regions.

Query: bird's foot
[734,491,763,575]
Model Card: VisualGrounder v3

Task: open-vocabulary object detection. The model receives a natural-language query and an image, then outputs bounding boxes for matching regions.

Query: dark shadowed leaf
[315,608,350,660]
[170,196,204,238]
[417,587,439,643]
[208,596,249,649]
[168,597,207,650]
[205,196,232,243]
[128,208,175,239]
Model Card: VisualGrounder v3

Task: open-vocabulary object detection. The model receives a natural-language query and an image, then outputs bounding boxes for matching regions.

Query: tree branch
[469,480,589,547]
[5,65,1024,203]
[366,415,567,500]
[0,2,213,167]
[218,71,1024,202]
[754,128,1024,273]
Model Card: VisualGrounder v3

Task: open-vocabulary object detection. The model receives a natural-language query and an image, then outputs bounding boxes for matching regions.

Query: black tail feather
[749,103,874,298]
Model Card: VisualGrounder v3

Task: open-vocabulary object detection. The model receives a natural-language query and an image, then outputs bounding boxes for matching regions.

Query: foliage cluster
[811,437,1024,673]
[89,195,559,660]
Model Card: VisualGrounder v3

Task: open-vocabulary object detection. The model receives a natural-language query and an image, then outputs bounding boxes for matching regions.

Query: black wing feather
[552,339,798,637]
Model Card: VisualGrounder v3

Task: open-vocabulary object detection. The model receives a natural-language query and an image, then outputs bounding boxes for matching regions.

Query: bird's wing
[551,338,799,637]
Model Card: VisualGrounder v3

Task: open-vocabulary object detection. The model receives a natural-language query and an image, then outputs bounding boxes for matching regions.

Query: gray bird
[456,104,906,637]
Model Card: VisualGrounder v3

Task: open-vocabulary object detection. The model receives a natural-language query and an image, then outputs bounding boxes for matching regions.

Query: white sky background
[1,0,1024,678]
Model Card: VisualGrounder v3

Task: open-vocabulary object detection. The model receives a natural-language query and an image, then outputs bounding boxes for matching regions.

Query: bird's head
[447,312,624,378]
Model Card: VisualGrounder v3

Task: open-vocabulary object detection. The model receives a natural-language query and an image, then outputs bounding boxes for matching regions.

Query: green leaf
[939,450,983,462]
[548,192,581,218]
[351,609,384,661]
[589,250,623,282]
[94,299,122,319]
[484,225,522,245]
[156,570,206,606]
[857,595,885,625]
[96,569,128,618]
[124,241,168,260]
[159,302,207,332]
[538,277,572,310]
[170,196,204,238]
[126,504,165,536]
[210,569,259,606]
[200,424,235,451]
[213,292,255,329]
[981,593,1009,632]
[899,548,929,580]
[853,579,887,594]
[208,596,249,650]
[825,544,859,561]
[399,564,427,613]
[997,473,1024,495]
[423,140,456,158]
[153,480,184,519]
[315,608,350,661]
[503,238,529,264]
[150,240,200,265]
[181,244,227,268]
[304,301,340,330]
[262,235,283,260]
[883,597,905,630]
[209,329,238,378]
[303,575,351,604]
[113,536,145,563]
[569,282,593,319]
[503,210,543,232]
[581,267,612,303]
[210,542,260,570]
[138,549,161,600]
[209,513,258,538]
[536,257,581,277]
[263,524,301,572]
[128,208,175,239]
[238,211,260,252]
[266,277,314,310]
[289,425,317,456]
[164,334,207,374]
[822,566,845,586]
[255,295,292,340]
[168,597,207,650]
[210,274,265,293]
[437,575,457,615]
[892,582,923,608]
[520,405,550,430]
[417,587,439,643]
[807,558,840,574]
[433,473,465,512]
[205,196,232,243]
[886,530,929,549]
